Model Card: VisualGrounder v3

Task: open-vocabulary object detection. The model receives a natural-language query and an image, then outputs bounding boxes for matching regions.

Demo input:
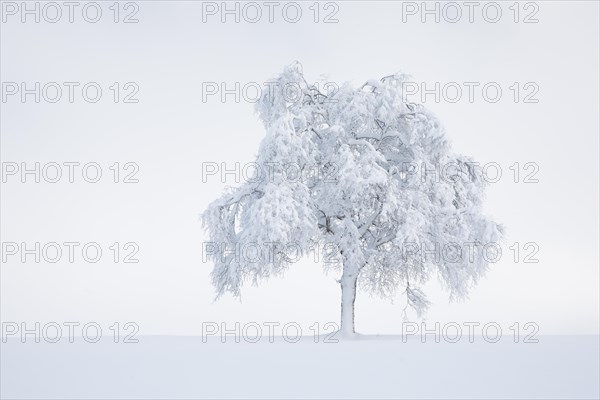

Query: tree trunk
[339,270,358,337]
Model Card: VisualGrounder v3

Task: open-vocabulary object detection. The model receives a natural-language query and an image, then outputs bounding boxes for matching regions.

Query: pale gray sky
[1,1,598,335]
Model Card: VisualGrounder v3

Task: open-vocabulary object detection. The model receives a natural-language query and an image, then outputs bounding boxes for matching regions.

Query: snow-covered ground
[2,335,598,399]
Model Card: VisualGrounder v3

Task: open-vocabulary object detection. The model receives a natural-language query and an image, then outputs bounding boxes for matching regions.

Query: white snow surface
[2,335,598,399]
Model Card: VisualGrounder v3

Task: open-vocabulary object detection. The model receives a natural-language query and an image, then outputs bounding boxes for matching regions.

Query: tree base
[335,330,362,340]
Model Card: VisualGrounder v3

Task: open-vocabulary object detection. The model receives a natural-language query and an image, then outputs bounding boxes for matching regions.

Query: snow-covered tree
[203,63,502,336]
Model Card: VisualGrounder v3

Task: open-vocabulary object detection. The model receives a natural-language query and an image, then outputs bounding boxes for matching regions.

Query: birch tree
[202,63,502,336]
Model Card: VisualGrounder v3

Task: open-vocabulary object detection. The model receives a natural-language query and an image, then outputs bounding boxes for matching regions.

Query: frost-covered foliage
[203,63,502,333]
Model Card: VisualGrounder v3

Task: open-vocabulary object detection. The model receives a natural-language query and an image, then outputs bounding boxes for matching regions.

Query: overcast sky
[1,1,598,335]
